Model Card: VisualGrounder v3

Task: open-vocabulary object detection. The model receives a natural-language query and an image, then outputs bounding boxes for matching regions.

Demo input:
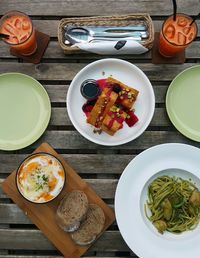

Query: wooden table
[0,1,200,258]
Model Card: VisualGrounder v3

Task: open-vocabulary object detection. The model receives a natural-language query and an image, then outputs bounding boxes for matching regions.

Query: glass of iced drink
[0,11,37,56]
[159,13,198,57]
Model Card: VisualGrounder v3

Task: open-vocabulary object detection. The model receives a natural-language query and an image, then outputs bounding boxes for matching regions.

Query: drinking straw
[172,0,177,21]
[0,33,9,39]
[190,12,200,26]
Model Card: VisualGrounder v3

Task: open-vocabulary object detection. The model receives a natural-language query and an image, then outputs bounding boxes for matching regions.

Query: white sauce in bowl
[16,153,65,203]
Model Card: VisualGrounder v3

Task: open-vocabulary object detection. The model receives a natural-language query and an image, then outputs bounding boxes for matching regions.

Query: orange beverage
[0,11,37,56]
[159,13,197,57]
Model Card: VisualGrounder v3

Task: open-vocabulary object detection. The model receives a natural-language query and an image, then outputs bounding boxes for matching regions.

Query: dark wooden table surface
[0,1,200,258]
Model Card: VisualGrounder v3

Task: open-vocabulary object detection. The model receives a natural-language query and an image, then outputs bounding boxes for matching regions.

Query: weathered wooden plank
[0,154,133,175]
[150,108,170,126]
[0,131,197,154]
[24,84,166,106]
[0,18,199,59]
[0,229,56,250]
[0,40,200,59]
[50,107,170,127]
[0,19,199,40]
[0,41,151,59]
[0,229,129,252]
[32,19,200,38]
[0,130,197,157]
[44,85,68,103]
[0,204,30,224]
[0,0,198,16]
[44,40,200,60]
[34,41,200,60]
[18,131,200,150]
[0,63,197,82]
[44,84,166,104]
[0,179,118,199]
[0,180,7,198]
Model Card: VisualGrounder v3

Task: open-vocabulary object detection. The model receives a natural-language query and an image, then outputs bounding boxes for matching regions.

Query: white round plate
[67,58,155,146]
[115,143,200,258]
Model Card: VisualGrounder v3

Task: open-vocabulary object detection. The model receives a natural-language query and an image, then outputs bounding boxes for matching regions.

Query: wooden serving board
[2,142,115,258]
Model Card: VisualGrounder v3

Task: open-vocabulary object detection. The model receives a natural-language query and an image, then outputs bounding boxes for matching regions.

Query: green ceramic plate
[0,73,51,150]
[166,65,200,142]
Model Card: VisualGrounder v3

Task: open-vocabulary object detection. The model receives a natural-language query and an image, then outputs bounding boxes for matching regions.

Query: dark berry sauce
[81,79,100,100]
[82,98,97,118]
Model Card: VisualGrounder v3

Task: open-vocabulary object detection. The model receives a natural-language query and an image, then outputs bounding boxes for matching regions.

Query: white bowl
[115,143,200,258]
[67,58,155,146]
[16,152,66,204]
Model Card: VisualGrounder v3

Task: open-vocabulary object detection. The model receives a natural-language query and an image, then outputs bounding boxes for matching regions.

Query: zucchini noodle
[145,175,200,234]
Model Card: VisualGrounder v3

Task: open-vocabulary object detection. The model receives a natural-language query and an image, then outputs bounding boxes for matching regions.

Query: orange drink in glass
[159,13,198,57]
[0,11,37,56]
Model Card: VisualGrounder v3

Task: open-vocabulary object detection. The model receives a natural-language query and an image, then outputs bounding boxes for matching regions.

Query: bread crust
[71,204,105,245]
[56,190,88,232]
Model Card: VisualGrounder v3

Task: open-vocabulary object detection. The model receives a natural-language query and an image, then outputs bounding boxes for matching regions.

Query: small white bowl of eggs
[16,152,66,204]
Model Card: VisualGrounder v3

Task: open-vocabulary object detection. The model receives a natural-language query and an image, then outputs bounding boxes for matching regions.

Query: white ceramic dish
[67,58,155,146]
[115,143,200,258]
[16,153,66,204]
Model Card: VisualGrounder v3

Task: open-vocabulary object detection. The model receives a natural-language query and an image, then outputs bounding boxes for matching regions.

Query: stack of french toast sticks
[87,77,139,135]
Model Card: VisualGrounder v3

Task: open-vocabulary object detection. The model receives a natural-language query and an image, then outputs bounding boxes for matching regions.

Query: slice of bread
[56,190,88,232]
[71,204,105,245]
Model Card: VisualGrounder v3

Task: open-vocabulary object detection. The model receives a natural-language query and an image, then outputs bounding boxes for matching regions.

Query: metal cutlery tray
[58,13,154,54]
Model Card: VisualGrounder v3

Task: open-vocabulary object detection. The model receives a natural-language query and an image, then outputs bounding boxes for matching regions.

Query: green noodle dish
[145,175,200,234]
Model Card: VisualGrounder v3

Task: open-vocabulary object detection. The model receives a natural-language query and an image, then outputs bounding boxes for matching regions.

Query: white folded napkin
[72,39,148,55]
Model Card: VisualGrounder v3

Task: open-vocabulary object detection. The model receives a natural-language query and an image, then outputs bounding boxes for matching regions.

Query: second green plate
[166,65,200,141]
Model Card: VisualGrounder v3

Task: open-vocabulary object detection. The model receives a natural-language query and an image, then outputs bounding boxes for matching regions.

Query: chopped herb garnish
[34,169,49,191]
[42,174,48,182]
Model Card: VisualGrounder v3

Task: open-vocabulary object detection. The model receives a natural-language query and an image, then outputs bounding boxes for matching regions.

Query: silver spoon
[64,27,148,44]
[64,25,147,32]
[66,26,148,38]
